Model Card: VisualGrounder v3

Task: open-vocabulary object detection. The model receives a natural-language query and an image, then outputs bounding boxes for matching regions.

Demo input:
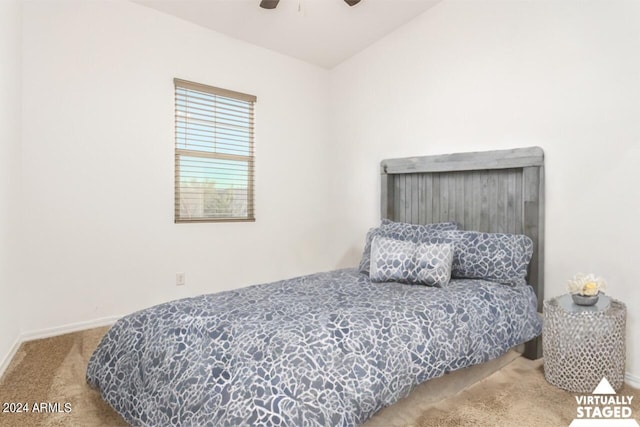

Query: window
[174,78,256,222]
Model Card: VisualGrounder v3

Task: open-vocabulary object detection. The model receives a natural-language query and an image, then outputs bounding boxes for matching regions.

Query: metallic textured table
[543,294,626,393]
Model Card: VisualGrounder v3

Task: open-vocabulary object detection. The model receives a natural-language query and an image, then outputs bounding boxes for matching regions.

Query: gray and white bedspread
[86,268,541,427]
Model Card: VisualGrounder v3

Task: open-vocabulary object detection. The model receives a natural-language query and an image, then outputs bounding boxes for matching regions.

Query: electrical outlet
[176,272,185,286]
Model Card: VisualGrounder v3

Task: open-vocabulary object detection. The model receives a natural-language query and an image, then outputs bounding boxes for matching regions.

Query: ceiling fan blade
[260,0,280,9]
[344,0,361,6]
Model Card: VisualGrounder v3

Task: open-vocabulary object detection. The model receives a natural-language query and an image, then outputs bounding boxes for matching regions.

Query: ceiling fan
[260,0,361,9]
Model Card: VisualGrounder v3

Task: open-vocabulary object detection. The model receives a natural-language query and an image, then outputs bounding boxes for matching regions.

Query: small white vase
[571,292,600,306]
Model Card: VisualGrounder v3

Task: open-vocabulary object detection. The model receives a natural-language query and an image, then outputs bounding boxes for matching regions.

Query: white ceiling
[133,0,441,69]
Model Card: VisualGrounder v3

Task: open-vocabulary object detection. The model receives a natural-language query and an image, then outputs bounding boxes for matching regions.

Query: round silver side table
[543,294,626,393]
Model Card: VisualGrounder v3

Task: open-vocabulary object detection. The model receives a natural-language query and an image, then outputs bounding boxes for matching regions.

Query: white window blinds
[174,78,256,223]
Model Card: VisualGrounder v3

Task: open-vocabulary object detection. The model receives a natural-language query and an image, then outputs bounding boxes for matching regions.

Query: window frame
[173,78,256,223]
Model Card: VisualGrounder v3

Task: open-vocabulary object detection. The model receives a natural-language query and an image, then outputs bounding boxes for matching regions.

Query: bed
[86,147,545,426]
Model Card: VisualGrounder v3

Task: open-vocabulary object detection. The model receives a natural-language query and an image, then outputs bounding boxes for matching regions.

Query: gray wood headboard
[380,147,544,359]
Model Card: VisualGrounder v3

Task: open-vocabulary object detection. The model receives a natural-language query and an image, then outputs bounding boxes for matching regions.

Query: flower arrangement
[567,273,607,296]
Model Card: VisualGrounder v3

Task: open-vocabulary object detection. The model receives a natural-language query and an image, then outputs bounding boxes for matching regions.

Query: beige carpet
[0,327,127,427]
[415,358,639,427]
[0,327,638,427]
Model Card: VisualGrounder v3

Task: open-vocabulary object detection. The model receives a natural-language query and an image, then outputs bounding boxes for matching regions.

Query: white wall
[0,0,23,370]
[330,0,640,379]
[20,0,332,332]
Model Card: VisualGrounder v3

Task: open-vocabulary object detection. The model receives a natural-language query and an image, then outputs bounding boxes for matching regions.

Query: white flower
[567,273,607,296]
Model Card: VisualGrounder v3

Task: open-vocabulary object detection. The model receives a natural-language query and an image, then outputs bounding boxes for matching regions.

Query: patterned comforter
[86,269,541,426]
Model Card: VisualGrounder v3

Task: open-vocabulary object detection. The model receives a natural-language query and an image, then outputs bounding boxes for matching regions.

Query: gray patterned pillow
[369,235,454,287]
[436,230,534,285]
[379,219,459,240]
[358,220,458,274]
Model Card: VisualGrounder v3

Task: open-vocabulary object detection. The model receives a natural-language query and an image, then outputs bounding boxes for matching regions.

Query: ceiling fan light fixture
[260,0,280,9]
[260,0,361,10]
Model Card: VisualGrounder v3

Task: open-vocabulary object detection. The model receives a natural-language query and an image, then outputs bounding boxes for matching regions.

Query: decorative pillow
[358,220,458,274]
[435,230,534,285]
[369,235,454,287]
[379,219,459,241]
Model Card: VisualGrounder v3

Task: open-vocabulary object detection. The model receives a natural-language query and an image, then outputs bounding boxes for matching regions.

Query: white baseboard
[627,372,640,389]
[19,315,122,342]
[0,315,122,379]
[0,335,22,381]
